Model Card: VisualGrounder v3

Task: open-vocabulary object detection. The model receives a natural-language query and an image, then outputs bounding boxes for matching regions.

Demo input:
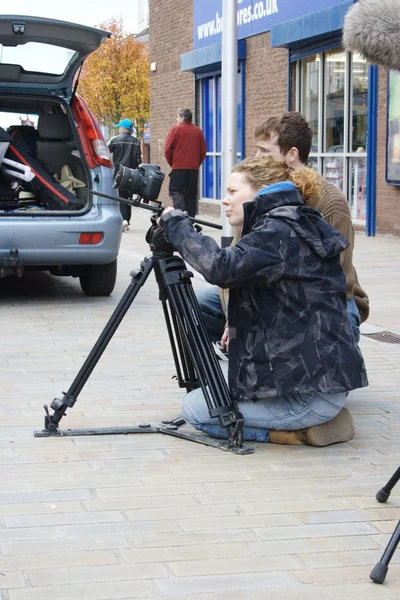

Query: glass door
[200,70,244,201]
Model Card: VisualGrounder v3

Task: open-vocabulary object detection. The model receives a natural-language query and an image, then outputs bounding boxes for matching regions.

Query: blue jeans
[196,287,361,343]
[347,296,361,343]
[182,387,348,443]
[195,287,226,343]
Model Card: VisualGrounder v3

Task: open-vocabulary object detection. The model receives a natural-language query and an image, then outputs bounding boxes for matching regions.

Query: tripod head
[145,213,176,255]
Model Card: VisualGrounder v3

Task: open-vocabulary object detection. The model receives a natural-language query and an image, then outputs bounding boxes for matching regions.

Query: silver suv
[0,15,122,296]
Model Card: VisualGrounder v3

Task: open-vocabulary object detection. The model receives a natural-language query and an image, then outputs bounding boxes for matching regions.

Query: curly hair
[232,154,321,201]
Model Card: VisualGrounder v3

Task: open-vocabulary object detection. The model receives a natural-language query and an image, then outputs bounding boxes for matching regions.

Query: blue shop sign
[194,0,349,49]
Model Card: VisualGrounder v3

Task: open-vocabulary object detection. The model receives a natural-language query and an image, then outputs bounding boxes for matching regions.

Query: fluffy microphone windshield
[343,0,400,70]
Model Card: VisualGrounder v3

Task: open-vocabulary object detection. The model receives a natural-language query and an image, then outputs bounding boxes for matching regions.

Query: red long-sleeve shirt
[164,122,207,170]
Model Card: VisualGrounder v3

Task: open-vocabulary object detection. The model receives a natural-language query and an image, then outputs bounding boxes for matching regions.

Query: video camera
[113,163,165,203]
[93,162,221,257]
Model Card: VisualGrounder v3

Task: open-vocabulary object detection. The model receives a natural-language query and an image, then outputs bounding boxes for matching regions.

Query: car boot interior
[0,95,89,213]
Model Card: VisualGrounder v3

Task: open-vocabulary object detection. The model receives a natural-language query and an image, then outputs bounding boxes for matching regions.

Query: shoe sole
[300,407,355,447]
[212,343,228,362]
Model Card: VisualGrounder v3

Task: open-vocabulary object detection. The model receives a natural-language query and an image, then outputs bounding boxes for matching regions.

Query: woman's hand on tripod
[157,206,174,227]
[220,325,230,352]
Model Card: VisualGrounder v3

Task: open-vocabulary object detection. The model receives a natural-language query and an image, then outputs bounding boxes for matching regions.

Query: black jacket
[108,132,142,169]
[161,182,368,402]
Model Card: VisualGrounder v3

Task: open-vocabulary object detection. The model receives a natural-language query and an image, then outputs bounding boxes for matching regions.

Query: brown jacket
[307,179,369,323]
[219,178,370,323]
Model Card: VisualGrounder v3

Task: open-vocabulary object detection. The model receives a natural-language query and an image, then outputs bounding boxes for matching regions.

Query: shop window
[301,55,320,153]
[297,50,368,222]
[387,70,400,185]
[199,71,244,201]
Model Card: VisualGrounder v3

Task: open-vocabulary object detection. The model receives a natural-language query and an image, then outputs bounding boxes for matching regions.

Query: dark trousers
[169,169,199,217]
[118,189,132,223]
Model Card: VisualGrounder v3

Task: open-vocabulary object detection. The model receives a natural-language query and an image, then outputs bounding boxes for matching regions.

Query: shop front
[291,47,369,225]
[180,0,374,226]
[150,0,400,234]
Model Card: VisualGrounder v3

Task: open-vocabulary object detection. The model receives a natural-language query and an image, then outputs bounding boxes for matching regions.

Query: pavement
[1,206,400,600]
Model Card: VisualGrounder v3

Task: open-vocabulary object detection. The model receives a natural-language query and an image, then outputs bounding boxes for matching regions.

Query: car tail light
[79,232,103,244]
[72,95,113,169]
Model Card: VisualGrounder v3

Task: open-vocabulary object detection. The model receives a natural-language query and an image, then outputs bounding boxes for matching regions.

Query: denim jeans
[196,287,361,343]
[182,386,348,442]
[347,296,361,342]
[195,287,226,343]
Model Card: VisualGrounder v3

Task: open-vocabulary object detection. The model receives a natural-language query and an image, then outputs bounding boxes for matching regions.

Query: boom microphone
[343,0,400,71]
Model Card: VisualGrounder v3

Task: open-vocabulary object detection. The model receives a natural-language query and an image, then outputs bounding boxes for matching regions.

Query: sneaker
[122,220,129,232]
[296,407,355,447]
[212,342,228,361]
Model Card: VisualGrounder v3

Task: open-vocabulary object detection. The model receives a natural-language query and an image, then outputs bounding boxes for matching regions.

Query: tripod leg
[160,290,198,392]
[370,520,400,584]
[376,467,400,503]
[155,256,254,454]
[36,256,156,434]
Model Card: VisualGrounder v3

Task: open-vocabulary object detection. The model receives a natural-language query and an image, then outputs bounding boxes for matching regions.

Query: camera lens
[112,164,164,202]
[113,166,144,196]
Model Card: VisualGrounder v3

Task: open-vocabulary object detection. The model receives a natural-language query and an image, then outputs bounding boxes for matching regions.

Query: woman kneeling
[159,155,368,446]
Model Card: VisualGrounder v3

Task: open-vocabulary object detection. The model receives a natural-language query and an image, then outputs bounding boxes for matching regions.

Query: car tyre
[79,259,117,296]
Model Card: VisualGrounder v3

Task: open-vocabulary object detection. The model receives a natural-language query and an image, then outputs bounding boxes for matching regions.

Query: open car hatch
[0,15,110,95]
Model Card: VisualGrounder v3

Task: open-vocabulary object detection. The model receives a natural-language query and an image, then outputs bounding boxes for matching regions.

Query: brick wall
[244,33,288,154]
[141,140,150,164]
[149,4,288,206]
[149,0,194,205]
[376,66,400,236]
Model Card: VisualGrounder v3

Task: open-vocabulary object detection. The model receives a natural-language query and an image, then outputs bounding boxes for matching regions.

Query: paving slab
[1,208,400,598]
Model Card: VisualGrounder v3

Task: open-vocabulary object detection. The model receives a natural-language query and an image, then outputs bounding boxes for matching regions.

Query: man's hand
[157,206,174,227]
[220,326,229,352]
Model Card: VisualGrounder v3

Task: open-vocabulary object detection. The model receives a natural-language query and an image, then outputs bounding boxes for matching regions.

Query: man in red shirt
[164,108,207,217]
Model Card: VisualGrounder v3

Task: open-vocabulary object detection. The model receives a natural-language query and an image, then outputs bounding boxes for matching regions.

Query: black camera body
[113,163,165,202]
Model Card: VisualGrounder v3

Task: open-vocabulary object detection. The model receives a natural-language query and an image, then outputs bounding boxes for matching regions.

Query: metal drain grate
[362,331,400,344]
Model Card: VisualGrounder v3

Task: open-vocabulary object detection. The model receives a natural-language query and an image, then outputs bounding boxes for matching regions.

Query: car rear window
[0,42,76,76]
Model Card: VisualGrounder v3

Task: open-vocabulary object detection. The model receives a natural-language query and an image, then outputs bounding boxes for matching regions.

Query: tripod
[34,207,254,455]
[370,467,400,583]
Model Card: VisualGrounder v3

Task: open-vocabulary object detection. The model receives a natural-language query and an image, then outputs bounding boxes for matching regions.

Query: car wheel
[79,259,117,296]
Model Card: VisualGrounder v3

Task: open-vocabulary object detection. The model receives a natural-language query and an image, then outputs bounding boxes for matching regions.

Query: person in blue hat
[108,119,142,231]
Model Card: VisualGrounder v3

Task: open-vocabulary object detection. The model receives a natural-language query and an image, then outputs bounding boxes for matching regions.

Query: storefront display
[324,157,344,191]
[386,70,400,185]
[297,49,368,220]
